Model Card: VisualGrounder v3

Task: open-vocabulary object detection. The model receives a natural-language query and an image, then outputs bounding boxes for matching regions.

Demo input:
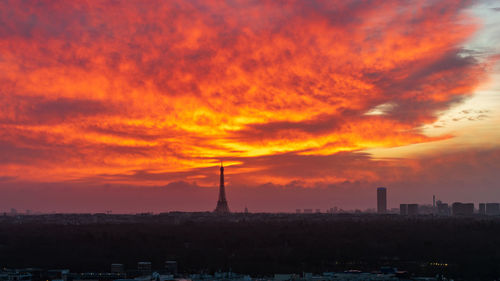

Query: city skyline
[1,0,500,213]
[3,184,498,215]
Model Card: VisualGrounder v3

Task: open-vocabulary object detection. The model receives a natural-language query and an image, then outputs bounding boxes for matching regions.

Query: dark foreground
[1,213,500,280]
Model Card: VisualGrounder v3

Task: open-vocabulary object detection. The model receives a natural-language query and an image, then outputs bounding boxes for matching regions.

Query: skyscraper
[377,187,387,214]
[214,162,230,214]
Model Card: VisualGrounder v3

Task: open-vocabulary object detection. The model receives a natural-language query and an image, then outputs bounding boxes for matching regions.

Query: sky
[1,0,500,213]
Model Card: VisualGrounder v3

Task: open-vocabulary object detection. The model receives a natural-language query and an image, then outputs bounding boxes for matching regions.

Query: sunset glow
[1,0,499,212]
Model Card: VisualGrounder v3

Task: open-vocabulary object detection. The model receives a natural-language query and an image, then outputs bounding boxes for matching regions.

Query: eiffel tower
[214,162,230,214]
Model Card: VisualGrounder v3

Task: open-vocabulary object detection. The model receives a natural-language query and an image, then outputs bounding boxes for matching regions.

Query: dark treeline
[1,213,500,280]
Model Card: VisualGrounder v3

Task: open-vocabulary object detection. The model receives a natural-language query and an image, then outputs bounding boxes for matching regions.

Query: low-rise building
[486,203,500,215]
[452,202,474,216]
[111,264,125,274]
[408,204,419,216]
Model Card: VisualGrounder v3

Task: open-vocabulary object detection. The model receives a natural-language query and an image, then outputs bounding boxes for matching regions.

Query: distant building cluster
[479,203,500,215]
[294,186,500,217]
[293,188,500,217]
[374,187,500,217]
[2,208,40,216]
[0,261,179,281]
[0,266,449,281]
[399,201,499,216]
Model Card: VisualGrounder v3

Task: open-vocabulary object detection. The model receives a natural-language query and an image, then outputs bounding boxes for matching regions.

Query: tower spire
[214,162,230,214]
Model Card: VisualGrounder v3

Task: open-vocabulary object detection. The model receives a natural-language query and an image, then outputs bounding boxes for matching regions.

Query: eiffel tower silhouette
[214,162,230,214]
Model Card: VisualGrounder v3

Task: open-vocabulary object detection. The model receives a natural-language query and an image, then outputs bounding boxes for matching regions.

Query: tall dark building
[377,187,387,214]
[214,162,230,214]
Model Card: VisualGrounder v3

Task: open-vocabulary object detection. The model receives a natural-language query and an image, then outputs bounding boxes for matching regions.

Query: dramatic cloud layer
[0,0,498,212]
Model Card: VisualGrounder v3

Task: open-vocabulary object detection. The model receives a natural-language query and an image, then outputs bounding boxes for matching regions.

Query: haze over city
[1,0,500,213]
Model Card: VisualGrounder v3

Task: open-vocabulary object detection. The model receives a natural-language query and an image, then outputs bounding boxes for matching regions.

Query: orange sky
[1,0,499,213]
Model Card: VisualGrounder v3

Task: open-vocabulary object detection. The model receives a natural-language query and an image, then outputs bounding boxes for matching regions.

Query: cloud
[0,0,497,203]
[0,95,113,125]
